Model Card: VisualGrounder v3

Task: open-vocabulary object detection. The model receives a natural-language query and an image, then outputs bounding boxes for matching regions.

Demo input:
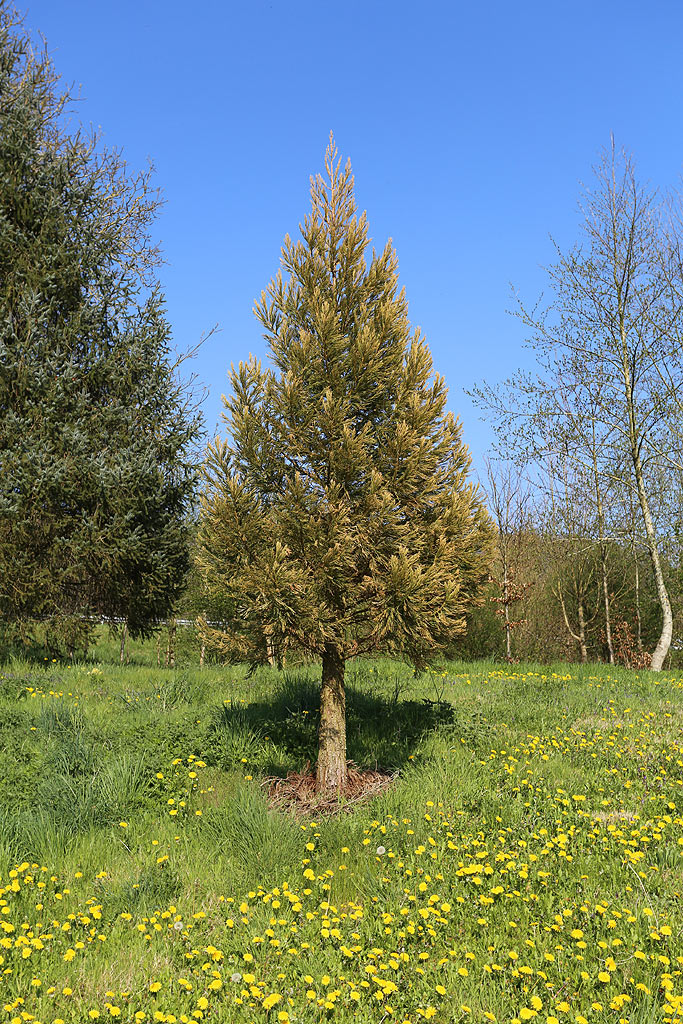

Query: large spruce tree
[197,138,492,793]
[0,5,200,649]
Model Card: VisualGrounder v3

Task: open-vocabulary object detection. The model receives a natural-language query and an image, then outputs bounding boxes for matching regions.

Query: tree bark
[590,440,614,664]
[166,619,176,669]
[503,556,512,661]
[620,318,672,671]
[120,622,128,665]
[633,471,671,670]
[577,601,588,664]
[557,584,588,664]
[316,645,347,794]
[634,551,642,652]
[599,550,614,664]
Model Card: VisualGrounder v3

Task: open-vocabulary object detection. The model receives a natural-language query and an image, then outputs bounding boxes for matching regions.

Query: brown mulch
[263,761,397,815]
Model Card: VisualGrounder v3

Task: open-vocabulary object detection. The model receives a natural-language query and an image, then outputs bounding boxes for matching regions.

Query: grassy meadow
[0,636,682,1024]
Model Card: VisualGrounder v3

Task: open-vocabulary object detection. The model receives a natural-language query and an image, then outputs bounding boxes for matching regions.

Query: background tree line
[451,457,681,667]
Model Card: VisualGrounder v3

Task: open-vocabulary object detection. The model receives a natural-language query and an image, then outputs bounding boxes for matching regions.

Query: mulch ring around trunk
[263,761,397,815]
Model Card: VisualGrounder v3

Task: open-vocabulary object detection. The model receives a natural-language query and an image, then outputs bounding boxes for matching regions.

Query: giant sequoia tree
[0,5,200,647]
[197,139,492,793]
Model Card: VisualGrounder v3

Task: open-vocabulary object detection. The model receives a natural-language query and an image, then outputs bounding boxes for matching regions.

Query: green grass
[0,638,681,1023]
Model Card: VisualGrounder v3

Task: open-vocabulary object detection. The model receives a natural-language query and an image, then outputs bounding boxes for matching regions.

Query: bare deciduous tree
[483,459,532,661]
[472,141,683,670]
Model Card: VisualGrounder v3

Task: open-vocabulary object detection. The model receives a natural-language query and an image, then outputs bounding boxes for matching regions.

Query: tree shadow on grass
[203,670,457,778]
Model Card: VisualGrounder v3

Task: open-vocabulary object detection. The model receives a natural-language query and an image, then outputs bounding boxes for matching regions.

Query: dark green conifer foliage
[197,138,492,792]
[0,5,200,650]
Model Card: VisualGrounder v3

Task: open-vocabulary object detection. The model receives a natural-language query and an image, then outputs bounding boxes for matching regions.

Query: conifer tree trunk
[120,622,128,665]
[317,646,347,794]
[166,619,176,669]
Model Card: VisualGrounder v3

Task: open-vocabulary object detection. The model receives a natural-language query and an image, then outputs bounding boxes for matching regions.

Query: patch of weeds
[35,701,85,737]
[200,785,300,887]
[117,690,147,711]
[99,862,183,918]
[155,673,209,709]
[38,753,155,832]
[206,696,317,771]
[46,730,100,778]
[205,704,270,769]
[0,805,66,865]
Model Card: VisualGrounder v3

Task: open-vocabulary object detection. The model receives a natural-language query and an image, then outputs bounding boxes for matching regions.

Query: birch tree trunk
[632,460,671,670]
[634,551,642,652]
[621,331,672,671]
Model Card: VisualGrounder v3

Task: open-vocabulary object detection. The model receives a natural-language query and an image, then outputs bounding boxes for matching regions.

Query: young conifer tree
[197,138,492,793]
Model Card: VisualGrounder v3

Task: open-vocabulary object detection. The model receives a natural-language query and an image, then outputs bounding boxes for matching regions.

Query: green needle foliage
[197,137,492,792]
[0,5,201,652]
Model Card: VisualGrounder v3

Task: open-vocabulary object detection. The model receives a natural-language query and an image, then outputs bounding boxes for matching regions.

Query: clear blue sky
[23,0,683,474]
